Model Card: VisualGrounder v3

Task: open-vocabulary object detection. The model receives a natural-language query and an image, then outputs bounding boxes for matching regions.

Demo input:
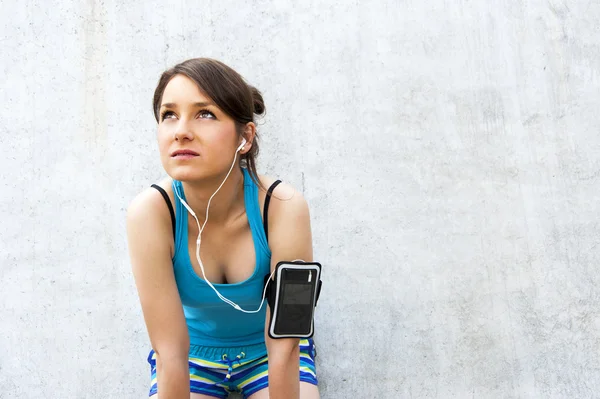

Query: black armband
[263,261,322,339]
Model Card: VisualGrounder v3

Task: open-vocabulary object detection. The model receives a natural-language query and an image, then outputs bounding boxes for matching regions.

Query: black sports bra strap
[151,184,176,238]
[263,180,282,242]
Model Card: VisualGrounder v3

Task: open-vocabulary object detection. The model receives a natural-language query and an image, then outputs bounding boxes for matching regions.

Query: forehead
[161,74,209,105]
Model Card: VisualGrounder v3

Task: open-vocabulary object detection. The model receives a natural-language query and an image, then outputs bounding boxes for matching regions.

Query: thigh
[300,382,320,399]
[246,382,320,399]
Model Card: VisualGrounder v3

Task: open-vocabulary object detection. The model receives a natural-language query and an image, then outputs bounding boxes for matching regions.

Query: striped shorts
[147,338,318,398]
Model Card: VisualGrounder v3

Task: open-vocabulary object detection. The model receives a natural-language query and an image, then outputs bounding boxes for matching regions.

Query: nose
[172,119,194,142]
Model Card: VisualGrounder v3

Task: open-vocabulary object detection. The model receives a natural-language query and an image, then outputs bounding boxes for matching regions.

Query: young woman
[126,58,320,399]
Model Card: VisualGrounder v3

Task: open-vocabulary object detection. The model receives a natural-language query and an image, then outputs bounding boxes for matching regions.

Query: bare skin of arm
[127,187,190,399]
[263,182,314,399]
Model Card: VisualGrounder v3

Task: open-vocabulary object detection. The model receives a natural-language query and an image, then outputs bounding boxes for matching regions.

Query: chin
[165,166,205,182]
[165,163,233,184]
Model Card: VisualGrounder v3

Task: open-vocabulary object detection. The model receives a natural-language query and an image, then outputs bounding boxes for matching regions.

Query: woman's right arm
[126,189,190,399]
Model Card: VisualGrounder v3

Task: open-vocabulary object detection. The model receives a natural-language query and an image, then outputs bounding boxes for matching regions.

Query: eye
[160,110,176,121]
[198,109,216,119]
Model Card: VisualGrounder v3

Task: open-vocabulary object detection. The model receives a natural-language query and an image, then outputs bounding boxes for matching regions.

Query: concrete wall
[1,0,599,398]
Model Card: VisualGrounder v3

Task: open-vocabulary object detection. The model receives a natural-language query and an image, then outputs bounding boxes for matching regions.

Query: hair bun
[250,86,265,116]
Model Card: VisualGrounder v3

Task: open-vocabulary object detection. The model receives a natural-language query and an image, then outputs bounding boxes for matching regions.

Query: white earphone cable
[174,140,274,313]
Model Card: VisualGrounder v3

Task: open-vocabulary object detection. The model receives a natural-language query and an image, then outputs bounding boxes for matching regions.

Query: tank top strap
[243,168,271,260]
[171,179,188,259]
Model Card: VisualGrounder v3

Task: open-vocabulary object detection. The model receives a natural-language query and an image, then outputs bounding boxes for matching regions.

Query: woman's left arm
[264,184,313,399]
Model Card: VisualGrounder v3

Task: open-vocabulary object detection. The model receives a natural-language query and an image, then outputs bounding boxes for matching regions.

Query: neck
[179,167,245,225]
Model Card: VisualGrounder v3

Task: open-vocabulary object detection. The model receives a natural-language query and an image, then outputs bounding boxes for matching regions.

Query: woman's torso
[170,168,272,353]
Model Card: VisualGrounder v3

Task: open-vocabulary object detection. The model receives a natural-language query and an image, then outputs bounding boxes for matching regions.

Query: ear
[240,122,256,154]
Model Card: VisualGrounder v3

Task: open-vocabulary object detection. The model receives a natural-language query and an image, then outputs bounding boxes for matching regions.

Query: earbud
[237,138,247,152]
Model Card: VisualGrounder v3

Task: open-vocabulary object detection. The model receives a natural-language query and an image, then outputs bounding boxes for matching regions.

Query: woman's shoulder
[257,174,310,221]
[127,177,174,229]
[257,174,296,197]
[256,174,312,260]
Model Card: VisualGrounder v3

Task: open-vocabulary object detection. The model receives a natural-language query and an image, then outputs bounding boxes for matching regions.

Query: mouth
[171,149,199,158]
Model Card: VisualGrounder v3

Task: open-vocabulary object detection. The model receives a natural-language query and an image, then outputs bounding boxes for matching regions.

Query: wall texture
[1,0,599,398]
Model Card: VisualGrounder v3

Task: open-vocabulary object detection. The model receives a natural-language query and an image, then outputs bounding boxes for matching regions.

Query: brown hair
[152,58,265,188]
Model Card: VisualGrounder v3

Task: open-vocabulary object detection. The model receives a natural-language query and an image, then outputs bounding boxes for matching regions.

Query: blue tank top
[171,168,271,349]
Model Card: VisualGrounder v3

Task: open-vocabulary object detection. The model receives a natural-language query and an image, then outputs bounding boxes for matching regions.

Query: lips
[171,149,199,157]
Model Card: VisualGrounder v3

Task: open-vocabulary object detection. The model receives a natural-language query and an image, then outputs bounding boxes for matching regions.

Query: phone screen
[273,270,317,336]
[282,283,313,304]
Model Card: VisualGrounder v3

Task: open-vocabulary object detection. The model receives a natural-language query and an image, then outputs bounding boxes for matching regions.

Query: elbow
[267,339,300,368]
[154,341,190,370]
[154,348,189,380]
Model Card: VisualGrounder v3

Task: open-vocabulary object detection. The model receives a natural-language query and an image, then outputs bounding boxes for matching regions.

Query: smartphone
[268,261,322,339]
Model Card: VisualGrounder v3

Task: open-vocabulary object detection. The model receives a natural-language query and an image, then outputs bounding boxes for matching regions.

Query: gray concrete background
[1,0,599,398]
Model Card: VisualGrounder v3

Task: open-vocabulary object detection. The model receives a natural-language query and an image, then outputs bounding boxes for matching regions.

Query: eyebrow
[160,101,215,109]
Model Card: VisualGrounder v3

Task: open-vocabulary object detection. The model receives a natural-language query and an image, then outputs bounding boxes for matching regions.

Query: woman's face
[157,74,241,182]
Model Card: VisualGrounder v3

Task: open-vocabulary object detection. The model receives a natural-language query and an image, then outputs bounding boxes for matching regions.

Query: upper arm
[263,181,313,354]
[126,189,189,360]
[267,184,313,264]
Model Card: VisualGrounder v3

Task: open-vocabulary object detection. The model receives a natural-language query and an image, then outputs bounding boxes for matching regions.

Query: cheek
[220,122,241,144]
